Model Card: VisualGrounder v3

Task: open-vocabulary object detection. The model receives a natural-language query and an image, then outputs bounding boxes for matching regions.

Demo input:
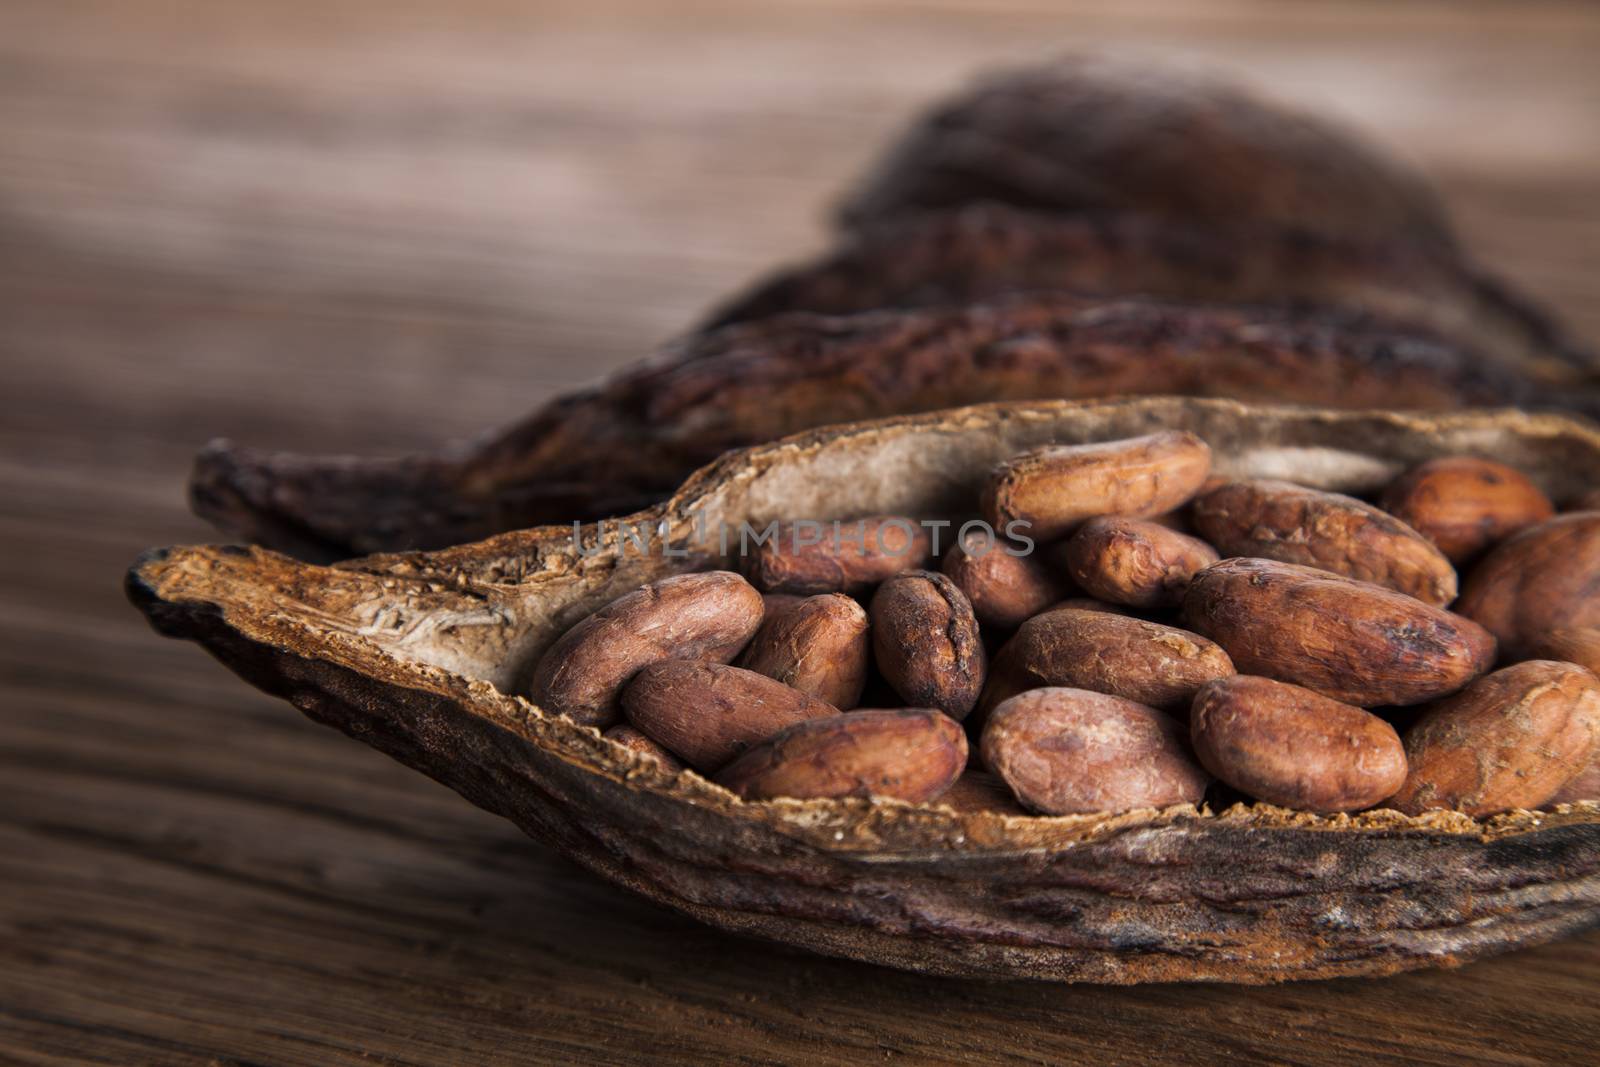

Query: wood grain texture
[2,0,1598,1062]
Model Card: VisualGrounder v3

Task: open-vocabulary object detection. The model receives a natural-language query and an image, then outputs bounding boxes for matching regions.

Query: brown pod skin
[870,571,986,721]
[1183,558,1495,707]
[621,661,839,772]
[715,708,968,803]
[1574,489,1600,512]
[749,516,933,594]
[983,431,1212,542]
[192,289,1559,562]
[1380,456,1554,564]
[1192,480,1457,606]
[1063,516,1220,609]
[1456,512,1600,658]
[940,529,1068,630]
[937,770,1028,815]
[1527,628,1600,677]
[528,571,764,727]
[737,593,870,710]
[979,608,1233,715]
[601,725,687,773]
[836,57,1458,251]
[982,688,1210,815]
[1190,676,1407,812]
[1390,661,1600,816]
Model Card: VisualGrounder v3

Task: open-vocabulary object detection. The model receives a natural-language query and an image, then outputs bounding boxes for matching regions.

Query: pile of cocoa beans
[529,431,1600,817]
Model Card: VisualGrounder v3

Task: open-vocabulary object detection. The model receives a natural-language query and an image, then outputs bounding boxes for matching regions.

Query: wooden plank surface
[3,1,1599,1062]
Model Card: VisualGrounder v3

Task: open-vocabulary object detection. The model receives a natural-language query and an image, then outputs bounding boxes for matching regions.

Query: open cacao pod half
[132,397,1600,985]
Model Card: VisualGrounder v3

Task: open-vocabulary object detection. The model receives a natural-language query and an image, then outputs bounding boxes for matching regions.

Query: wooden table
[5,2,1598,1062]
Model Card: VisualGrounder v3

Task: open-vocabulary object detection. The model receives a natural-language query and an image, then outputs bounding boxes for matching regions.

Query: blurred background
[5,2,1600,1062]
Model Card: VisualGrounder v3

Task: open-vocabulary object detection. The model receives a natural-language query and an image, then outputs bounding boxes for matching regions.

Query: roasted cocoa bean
[601,725,687,773]
[980,607,1233,715]
[1189,676,1407,812]
[940,529,1068,630]
[1192,480,1456,605]
[981,688,1210,815]
[983,431,1212,542]
[1379,456,1553,564]
[1183,558,1494,706]
[622,660,839,772]
[737,593,870,710]
[1456,512,1600,658]
[528,571,763,727]
[870,571,986,721]
[749,516,933,594]
[1062,516,1219,608]
[715,708,968,803]
[1390,660,1600,816]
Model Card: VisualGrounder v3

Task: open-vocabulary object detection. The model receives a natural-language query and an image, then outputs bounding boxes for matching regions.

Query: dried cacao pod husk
[706,206,1590,386]
[835,56,1457,253]
[191,295,1540,559]
[132,397,1600,985]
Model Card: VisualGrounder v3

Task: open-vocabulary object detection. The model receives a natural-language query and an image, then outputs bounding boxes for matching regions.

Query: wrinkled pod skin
[190,298,1580,562]
[836,55,1459,251]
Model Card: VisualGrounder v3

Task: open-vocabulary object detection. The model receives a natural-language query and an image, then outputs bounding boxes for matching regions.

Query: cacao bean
[1456,512,1600,658]
[1189,676,1407,812]
[715,708,968,803]
[1379,456,1554,564]
[1183,558,1494,706]
[1390,661,1600,816]
[1062,516,1219,608]
[980,607,1233,715]
[621,660,838,772]
[737,593,870,710]
[940,529,1068,630]
[983,431,1212,542]
[870,571,986,721]
[981,688,1210,815]
[750,516,933,594]
[528,571,763,727]
[1192,479,1456,605]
